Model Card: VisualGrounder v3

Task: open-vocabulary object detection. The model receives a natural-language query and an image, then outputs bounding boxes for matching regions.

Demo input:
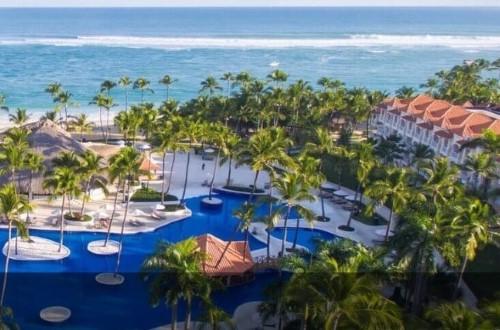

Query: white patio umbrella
[204,148,215,153]
[51,209,62,217]
[132,209,149,217]
[333,190,349,197]
[344,195,356,201]
[155,204,165,211]
[320,181,336,190]
[101,204,120,211]
[95,211,110,220]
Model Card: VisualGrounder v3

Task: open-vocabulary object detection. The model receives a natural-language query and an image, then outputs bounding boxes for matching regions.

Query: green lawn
[464,244,500,300]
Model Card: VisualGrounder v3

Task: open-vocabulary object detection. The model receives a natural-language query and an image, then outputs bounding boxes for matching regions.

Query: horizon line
[1,5,500,8]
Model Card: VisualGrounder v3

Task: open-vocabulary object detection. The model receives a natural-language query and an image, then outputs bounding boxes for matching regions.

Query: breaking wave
[1,34,500,49]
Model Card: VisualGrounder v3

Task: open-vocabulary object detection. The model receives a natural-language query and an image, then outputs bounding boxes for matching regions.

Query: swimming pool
[270,227,339,252]
[0,194,283,329]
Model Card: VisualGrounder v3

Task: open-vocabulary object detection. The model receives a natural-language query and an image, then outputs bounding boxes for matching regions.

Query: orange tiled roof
[196,234,253,276]
[375,95,500,138]
[139,157,161,172]
[417,121,434,130]
[434,130,453,139]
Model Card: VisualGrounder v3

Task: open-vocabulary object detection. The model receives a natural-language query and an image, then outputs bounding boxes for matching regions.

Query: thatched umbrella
[0,119,108,196]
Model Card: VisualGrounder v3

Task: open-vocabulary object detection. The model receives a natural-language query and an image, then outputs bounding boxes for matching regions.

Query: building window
[400,120,406,128]
[416,127,421,136]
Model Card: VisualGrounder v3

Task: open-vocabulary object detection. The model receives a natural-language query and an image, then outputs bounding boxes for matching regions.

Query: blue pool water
[271,227,338,252]
[0,193,289,330]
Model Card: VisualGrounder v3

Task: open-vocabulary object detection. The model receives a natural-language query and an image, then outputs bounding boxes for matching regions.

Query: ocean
[0,7,499,120]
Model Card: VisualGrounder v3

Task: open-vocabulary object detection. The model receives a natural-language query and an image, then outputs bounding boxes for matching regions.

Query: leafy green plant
[130,188,178,202]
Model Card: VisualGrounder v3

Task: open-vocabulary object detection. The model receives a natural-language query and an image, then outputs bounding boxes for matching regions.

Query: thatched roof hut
[0,119,107,195]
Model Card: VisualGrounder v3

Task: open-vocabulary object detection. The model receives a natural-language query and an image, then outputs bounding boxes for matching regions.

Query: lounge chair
[151,210,166,220]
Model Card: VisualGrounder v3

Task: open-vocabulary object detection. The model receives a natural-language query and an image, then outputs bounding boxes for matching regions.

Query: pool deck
[12,150,389,248]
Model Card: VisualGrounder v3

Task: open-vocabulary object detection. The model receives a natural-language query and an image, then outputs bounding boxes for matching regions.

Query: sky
[1,0,499,7]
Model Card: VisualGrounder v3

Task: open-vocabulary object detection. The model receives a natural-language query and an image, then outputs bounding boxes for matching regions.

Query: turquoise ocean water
[0,7,499,120]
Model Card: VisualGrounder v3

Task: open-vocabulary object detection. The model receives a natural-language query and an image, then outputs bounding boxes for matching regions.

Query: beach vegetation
[130,187,178,202]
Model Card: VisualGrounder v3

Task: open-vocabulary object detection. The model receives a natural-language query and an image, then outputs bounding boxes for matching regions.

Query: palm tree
[0,91,9,112]
[196,303,236,330]
[199,76,222,96]
[258,211,281,259]
[159,74,178,100]
[273,171,316,256]
[90,92,109,141]
[395,85,416,98]
[45,82,61,97]
[56,90,73,130]
[420,157,462,206]
[267,69,288,87]
[424,301,483,330]
[365,167,415,242]
[118,76,132,111]
[284,256,403,330]
[462,152,498,200]
[178,119,202,204]
[0,127,31,189]
[236,128,294,201]
[8,108,31,126]
[100,79,116,96]
[233,201,255,262]
[111,147,143,278]
[142,238,212,330]
[343,142,376,229]
[220,72,235,98]
[71,113,94,142]
[24,151,45,201]
[304,127,337,221]
[206,123,233,200]
[448,197,494,299]
[133,77,154,103]
[79,150,106,216]
[43,167,82,252]
[219,132,240,187]
[0,183,32,309]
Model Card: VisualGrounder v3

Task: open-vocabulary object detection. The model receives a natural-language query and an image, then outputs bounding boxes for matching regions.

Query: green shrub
[163,204,185,212]
[131,188,178,202]
[64,212,93,222]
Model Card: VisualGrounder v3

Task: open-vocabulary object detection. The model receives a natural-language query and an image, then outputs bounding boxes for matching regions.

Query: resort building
[196,234,255,286]
[370,95,500,195]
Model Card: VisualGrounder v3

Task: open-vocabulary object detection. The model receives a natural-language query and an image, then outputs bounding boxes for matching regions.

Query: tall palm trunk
[166,151,177,194]
[248,170,260,202]
[114,176,132,277]
[385,207,394,242]
[0,218,13,308]
[59,195,66,252]
[208,149,221,200]
[105,108,110,143]
[180,149,191,204]
[454,254,468,300]
[103,180,121,246]
[80,177,93,216]
[280,207,291,256]
[28,170,34,201]
[160,151,167,204]
[345,182,361,228]
[226,156,233,186]
[292,216,301,249]
[99,106,106,141]
[185,296,192,330]
[171,303,178,330]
